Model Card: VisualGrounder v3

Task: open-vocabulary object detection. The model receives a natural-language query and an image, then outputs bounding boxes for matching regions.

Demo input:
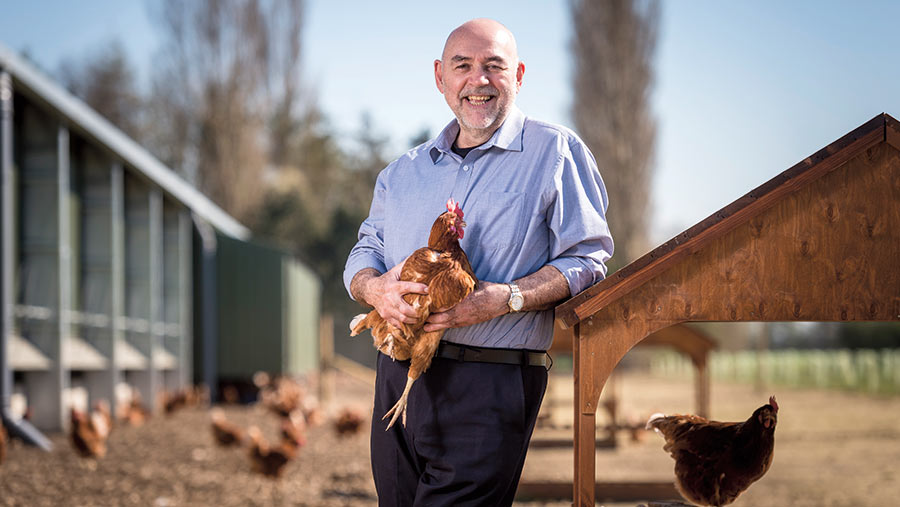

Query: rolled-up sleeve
[545,138,614,297]
[343,175,388,300]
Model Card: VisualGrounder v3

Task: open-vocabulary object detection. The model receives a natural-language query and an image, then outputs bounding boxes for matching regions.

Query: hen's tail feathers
[646,412,667,431]
[349,314,368,336]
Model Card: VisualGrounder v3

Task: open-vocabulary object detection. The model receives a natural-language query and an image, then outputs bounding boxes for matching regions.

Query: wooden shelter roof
[557,113,900,328]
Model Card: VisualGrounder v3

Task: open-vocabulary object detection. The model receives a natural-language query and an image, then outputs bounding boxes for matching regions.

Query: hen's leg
[383,330,443,429]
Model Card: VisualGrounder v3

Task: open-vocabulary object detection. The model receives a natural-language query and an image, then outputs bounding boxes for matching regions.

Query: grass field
[651,349,900,394]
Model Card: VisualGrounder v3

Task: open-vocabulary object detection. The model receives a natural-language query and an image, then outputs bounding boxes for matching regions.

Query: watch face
[510,295,524,311]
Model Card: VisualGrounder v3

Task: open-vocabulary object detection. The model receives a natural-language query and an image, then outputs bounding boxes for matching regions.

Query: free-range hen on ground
[350,198,478,429]
[647,396,779,506]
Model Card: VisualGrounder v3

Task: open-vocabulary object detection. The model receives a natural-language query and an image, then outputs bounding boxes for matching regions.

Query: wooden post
[572,322,597,506]
[318,313,334,405]
[695,359,709,418]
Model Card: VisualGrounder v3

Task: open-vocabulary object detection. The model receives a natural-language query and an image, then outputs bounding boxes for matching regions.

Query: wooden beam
[886,113,900,151]
[695,361,709,418]
[529,436,616,449]
[516,480,680,503]
[572,322,593,507]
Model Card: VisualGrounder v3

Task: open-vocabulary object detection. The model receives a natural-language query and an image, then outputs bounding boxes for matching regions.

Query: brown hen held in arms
[350,198,478,429]
[647,396,779,506]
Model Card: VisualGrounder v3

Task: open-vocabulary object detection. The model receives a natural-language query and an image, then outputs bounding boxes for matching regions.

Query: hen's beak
[459,220,467,229]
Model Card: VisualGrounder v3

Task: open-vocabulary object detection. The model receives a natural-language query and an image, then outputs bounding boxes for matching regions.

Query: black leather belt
[435,341,549,368]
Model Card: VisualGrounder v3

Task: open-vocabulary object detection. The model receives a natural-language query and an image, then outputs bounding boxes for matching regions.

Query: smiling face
[434,19,525,148]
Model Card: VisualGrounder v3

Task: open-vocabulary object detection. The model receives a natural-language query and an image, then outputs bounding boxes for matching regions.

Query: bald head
[434,18,525,148]
[442,18,519,64]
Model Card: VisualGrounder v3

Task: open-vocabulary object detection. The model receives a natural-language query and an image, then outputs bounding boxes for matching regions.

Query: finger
[423,322,448,333]
[397,282,428,294]
[395,300,421,319]
[426,311,451,325]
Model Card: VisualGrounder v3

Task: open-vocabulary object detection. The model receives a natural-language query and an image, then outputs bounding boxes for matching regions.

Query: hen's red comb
[768,395,778,413]
[446,198,464,219]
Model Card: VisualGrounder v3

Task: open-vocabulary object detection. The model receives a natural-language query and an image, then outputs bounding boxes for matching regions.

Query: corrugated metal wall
[283,257,320,374]
[215,233,320,380]
[4,88,194,430]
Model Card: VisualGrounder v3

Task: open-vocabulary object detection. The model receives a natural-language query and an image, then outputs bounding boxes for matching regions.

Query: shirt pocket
[475,191,527,251]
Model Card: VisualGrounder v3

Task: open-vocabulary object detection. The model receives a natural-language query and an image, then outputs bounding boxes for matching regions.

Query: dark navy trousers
[370,351,548,507]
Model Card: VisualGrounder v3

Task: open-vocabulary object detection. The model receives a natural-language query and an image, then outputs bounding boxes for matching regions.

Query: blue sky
[2,1,899,245]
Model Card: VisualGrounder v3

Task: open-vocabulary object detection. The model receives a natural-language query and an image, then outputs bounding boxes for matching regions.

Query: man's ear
[434,59,444,94]
[516,61,525,91]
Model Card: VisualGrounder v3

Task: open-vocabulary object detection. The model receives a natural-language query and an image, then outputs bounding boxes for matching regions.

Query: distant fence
[650,349,900,395]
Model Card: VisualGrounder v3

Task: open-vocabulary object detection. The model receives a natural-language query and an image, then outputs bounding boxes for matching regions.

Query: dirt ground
[1,369,898,506]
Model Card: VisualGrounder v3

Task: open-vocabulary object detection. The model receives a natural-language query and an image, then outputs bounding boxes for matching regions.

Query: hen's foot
[383,377,415,429]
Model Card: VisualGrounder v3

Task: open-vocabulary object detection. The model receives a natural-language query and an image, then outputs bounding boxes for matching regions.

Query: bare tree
[145,0,305,223]
[570,0,659,271]
[57,40,144,142]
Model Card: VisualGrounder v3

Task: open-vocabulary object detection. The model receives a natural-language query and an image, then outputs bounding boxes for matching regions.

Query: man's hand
[423,281,510,332]
[422,266,571,332]
[356,261,428,329]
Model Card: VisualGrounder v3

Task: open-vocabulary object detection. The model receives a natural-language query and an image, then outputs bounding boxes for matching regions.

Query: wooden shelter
[555,113,900,506]
[553,322,716,419]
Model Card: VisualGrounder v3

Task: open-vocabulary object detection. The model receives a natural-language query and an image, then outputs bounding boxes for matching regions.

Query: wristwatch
[507,283,524,312]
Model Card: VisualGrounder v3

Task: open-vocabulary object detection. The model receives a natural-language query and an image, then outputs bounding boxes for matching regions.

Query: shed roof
[557,113,900,328]
[0,43,249,240]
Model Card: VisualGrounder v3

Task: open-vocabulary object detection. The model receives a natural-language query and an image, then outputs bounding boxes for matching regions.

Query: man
[344,18,613,506]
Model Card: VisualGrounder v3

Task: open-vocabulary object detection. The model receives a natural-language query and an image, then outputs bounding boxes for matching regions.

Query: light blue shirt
[343,106,613,350]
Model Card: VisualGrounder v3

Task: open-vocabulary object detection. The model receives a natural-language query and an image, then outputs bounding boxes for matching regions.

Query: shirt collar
[429,105,525,164]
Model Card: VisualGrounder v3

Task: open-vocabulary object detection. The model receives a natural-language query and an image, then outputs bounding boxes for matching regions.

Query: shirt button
[463,165,469,171]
